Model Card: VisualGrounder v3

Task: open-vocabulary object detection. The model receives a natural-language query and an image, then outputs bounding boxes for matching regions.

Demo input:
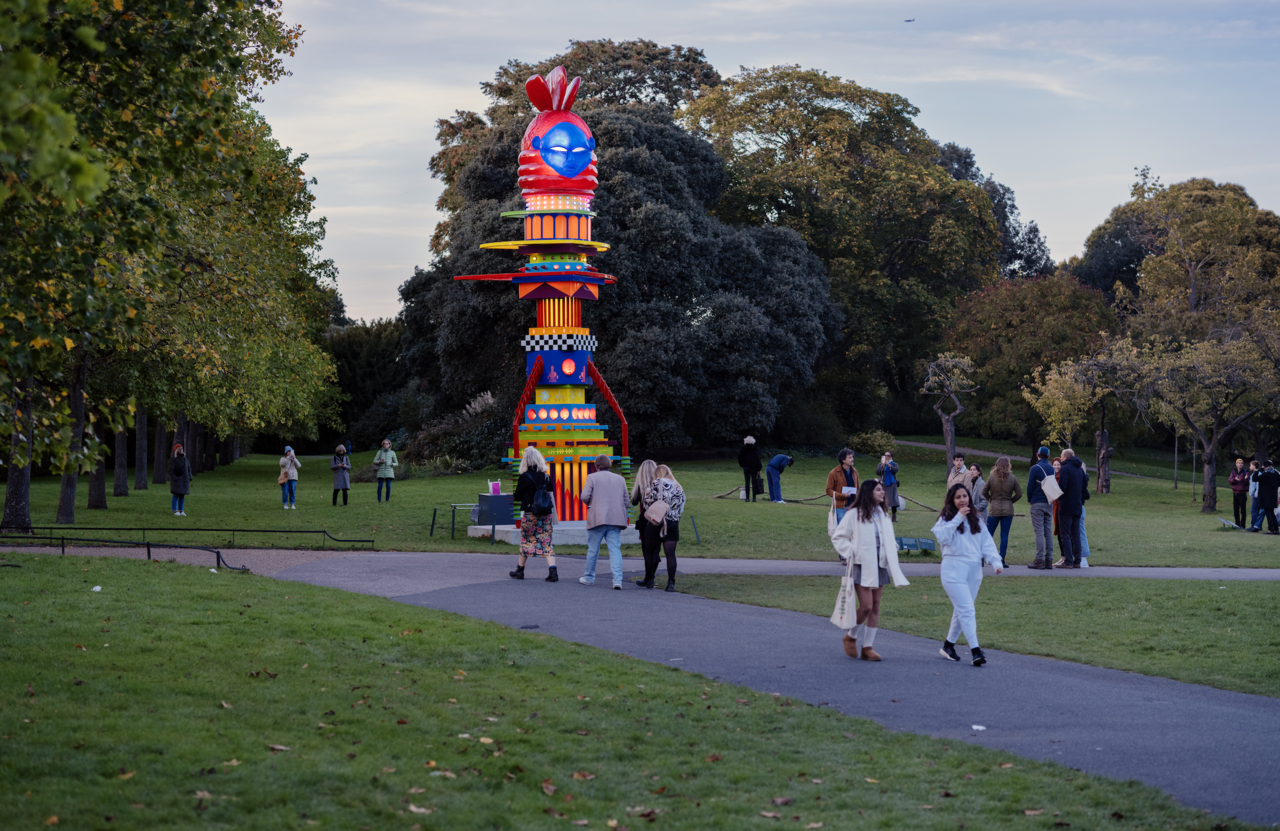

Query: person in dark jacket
[510,446,559,581]
[169,444,192,516]
[1054,449,1089,568]
[330,444,351,506]
[765,454,793,504]
[1228,459,1250,528]
[738,436,762,502]
[1249,460,1280,535]
[1026,447,1056,569]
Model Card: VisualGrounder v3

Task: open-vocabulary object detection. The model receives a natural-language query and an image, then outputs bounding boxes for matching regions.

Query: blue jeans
[171,494,185,512]
[766,467,782,501]
[378,478,392,502]
[1079,507,1091,560]
[583,525,623,585]
[835,508,847,524]
[1251,497,1265,530]
[281,479,297,505]
[985,515,1011,564]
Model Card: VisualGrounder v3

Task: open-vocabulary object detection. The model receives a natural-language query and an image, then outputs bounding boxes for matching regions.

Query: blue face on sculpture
[531,123,595,179]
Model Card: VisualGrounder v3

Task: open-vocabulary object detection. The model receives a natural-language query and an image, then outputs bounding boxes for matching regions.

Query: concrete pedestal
[467,520,641,546]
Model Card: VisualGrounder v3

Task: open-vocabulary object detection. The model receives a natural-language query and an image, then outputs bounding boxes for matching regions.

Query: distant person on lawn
[279,446,301,510]
[825,448,860,523]
[830,479,909,662]
[1229,458,1251,528]
[169,443,192,516]
[330,444,351,506]
[876,451,901,522]
[1026,447,1056,569]
[981,456,1020,567]
[578,455,630,590]
[1247,460,1265,531]
[1054,448,1089,568]
[946,453,968,496]
[510,446,559,582]
[738,436,762,502]
[968,463,989,522]
[1249,460,1280,535]
[374,439,398,503]
[933,482,1003,667]
[766,454,793,504]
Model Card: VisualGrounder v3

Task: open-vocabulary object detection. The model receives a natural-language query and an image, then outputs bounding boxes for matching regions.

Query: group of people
[737,437,795,504]
[1228,458,1280,534]
[165,439,400,515]
[508,446,687,590]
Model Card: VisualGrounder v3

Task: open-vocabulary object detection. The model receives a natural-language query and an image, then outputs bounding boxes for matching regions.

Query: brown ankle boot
[861,646,882,662]
[842,634,858,658]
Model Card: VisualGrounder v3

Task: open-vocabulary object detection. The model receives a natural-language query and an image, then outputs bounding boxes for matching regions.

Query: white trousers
[941,558,983,648]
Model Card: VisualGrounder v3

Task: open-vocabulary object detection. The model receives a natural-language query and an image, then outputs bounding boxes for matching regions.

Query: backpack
[531,474,555,517]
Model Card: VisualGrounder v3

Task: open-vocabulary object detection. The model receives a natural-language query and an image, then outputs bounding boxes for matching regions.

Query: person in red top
[1228,458,1251,528]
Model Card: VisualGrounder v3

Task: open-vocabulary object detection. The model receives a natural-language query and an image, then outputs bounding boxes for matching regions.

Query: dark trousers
[743,468,760,501]
[639,519,662,581]
[377,478,391,502]
[1233,492,1249,527]
[1059,513,1082,565]
[985,515,1012,565]
[333,488,348,506]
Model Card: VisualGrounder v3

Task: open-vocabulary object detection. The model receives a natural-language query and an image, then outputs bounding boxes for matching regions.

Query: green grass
[16,446,1279,567]
[0,552,1256,829]
[678,574,1280,698]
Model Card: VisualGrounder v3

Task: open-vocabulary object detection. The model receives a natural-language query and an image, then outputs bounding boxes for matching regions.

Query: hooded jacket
[1057,457,1089,517]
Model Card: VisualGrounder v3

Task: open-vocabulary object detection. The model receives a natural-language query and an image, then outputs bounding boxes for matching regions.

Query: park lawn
[0,553,1255,830]
[676,574,1280,699]
[17,448,1279,567]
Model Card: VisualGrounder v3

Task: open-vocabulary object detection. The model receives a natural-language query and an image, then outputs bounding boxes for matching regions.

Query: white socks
[863,627,878,649]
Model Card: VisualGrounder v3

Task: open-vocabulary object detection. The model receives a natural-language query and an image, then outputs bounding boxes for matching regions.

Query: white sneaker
[284,505,289,510]
[290,505,296,510]
[578,577,594,586]
[612,583,622,590]
[180,511,187,517]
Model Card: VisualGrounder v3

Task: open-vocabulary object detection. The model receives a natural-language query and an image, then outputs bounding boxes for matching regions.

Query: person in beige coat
[830,479,910,661]
[578,455,631,589]
[945,453,968,498]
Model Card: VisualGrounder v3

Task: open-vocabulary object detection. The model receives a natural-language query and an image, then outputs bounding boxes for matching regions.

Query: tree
[919,353,978,469]
[681,66,1001,402]
[327,318,409,433]
[946,271,1117,440]
[935,142,1053,279]
[1022,359,1101,449]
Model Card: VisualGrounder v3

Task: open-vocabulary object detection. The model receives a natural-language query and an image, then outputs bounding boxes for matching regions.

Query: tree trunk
[206,432,218,471]
[87,435,108,510]
[1200,440,1217,513]
[1094,429,1113,494]
[134,407,148,490]
[219,436,232,466]
[940,414,956,473]
[232,436,241,461]
[191,423,204,475]
[55,349,89,525]
[153,418,169,484]
[113,428,129,496]
[2,376,34,531]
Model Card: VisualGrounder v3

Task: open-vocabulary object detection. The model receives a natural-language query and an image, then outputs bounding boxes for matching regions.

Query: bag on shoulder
[643,499,670,527]
[1040,469,1064,503]
[532,476,555,517]
[277,470,288,485]
[827,496,839,538]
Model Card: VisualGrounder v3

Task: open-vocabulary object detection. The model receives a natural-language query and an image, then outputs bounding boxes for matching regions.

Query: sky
[254,0,1280,321]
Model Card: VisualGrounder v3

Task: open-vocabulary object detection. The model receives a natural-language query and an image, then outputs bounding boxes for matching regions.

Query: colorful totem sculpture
[454,66,630,523]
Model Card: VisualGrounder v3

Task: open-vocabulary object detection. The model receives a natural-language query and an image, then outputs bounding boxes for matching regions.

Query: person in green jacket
[374,438,398,503]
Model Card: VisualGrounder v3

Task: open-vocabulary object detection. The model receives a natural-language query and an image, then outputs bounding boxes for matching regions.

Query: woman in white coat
[830,479,910,661]
[932,482,1003,667]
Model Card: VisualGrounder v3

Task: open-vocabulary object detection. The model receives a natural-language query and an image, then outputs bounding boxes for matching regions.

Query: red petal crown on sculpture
[519,66,598,199]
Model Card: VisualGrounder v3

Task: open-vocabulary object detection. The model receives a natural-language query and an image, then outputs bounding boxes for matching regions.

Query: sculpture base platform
[467,520,641,546]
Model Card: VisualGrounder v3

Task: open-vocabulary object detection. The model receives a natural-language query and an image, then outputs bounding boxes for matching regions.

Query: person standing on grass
[1229,459,1251,528]
[1250,460,1280,535]
[169,444,192,516]
[877,451,901,522]
[579,455,630,590]
[968,463,988,522]
[738,436,762,502]
[830,479,909,662]
[1054,448,1089,568]
[1247,460,1265,531]
[645,465,686,592]
[933,482,1003,667]
[631,460,661,588]
[330,444,352,506]
[766,454,793,504]
[279,446,301,510]
[374,439,398,503]
[510,446,559,582]
[1026,447,1056,569]
[826,448,860,524]
[981,457,1020,567]
[946,453,968,497]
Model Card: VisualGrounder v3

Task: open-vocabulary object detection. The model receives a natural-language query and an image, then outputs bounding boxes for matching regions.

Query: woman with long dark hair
[933,482,1003,666]
[830,479,909,661]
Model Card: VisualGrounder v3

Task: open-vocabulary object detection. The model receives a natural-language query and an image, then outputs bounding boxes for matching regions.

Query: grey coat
[330,454,352,489]
[580,470,630,528]
[169,455,192,496]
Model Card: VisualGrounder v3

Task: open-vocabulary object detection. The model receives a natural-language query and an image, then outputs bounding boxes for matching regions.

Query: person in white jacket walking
[932,482,1004,667]
[830,479,910,661]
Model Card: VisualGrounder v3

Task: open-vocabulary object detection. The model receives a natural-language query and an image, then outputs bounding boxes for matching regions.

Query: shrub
[847,430,897,457]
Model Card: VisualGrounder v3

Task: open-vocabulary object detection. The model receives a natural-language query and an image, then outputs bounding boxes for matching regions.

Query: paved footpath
[267,551,1280,826]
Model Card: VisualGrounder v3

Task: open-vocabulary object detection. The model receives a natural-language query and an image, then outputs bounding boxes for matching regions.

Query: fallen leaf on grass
[705,754,722,762]
[921,805,933,809]
[772,797,793,806]
[542,779,557,796]
[864,778,878,784]
[842,733,856,740]
[577,730,590,736]
[572,771,596,781]
[963,774,975,780]
[408,787,426,794]
[479,737,494,744]
[194,791,212,799]
[381,767,396,773]
[805,824,824,829]
[999,763,1014,768]
[221,701,232,709]
[424,761,436,768]
[397,719,408,725]
[1024,809,1045,816]
[44,817,58,825]
[811,778,822,784]
[406,804,436,814]
[760,811,782,819]
[118,771,134,780]
[544,809,568,819]
[74,644,87,652]
[222,759,240,767]
[650,786,666,794]
[570,821,589,827]
[267,744,290,752]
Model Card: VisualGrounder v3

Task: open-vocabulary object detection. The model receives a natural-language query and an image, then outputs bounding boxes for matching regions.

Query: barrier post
[61,537,65,557]
[147,542,152,561]
[691,516,701,545]
[430,508,437,537]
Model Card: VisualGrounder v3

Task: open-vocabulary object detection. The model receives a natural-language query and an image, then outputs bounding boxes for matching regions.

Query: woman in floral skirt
[510,446,558,582]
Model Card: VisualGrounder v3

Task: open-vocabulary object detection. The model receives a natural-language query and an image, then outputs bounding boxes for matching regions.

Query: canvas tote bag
[827,495,840,537]
[1040,467,1064,503]
[830,542,857,629]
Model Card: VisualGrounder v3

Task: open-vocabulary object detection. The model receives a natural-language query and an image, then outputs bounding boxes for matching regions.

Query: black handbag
[754,474,765,493]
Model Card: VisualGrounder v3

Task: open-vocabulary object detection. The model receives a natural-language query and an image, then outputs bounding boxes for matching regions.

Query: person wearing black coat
[169,444,192,516]
[1249,461,1280,535]
[510,446,559,582]
[1054,449,1090,568]
[738,436,762,502]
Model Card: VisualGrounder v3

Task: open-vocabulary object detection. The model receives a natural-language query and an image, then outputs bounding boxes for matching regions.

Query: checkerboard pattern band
[522,334,598,352]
